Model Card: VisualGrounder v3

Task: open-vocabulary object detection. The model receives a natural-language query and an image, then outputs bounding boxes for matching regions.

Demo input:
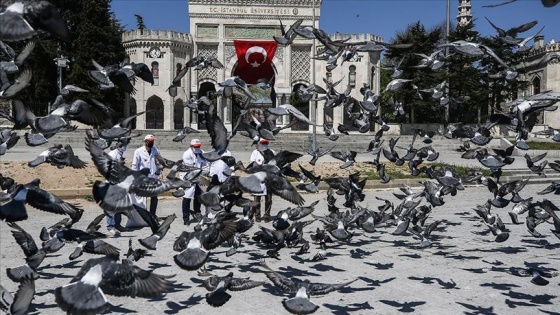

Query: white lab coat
[181,147,207,199]
[209,150,233,183]
[250,147,274,196]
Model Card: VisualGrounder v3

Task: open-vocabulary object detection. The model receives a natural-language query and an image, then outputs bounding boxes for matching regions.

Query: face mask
[193,148,202,154]
[260,145,268,150]
[146,142,154,149]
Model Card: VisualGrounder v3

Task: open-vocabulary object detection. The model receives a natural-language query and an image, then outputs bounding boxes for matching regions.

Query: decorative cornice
[189,13,315,20]
[188,0,323,6]
[122,29,192,43]
[526,42,560,58]
[123,41,191,50]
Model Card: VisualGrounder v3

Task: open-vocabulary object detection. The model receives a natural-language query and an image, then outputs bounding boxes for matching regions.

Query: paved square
[1,184,559,314]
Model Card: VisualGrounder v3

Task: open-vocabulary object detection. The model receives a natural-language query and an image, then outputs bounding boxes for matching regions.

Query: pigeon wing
[229,278,265,291]
[7,222,38,257]
[9,277,35,315]
[65,99,110,127]
[307,279,357,296]
[265,174,305,206]
[263,270,299,293]
[26,186,83,218]
[3,68,32,97]
[14,40,35,66]
[131,63,154,84]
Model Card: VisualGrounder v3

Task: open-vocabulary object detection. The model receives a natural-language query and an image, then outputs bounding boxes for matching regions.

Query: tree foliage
[19,0,126,116]
[382,21,446,124]
[381,20,531,125]
[135,14,146,31]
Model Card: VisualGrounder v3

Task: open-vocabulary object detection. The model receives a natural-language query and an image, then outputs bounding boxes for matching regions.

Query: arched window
[176,63,183,87]
[532,77,541,95]
[151,61,159,86]
[349,65,356,88]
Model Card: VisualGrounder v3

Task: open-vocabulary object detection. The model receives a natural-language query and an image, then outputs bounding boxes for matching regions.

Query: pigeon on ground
[202,272,264,307]
[260,259,357,314]
[55,256,175,314]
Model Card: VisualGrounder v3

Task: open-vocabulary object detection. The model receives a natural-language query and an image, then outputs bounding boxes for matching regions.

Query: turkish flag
[233,40,277,84]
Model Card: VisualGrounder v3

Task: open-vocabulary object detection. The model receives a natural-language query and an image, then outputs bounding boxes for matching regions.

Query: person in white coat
[131,134,168,215]
[250,139,274,222]
[208,149,233,183]
[181,138,208,225]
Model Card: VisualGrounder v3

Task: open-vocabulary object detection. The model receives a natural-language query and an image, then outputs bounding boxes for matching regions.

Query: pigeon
[136,207,177,250]
[384,79,412,93]
[218,76,255,100]
[55,256,175,314]
[0,40,34,74]
[69,239,120,261]
[173,218,238,270]
[6,222,46,282]
[0,128,19,155]
[304,146,335,166]
[0,178,83,222]
[173,126,201,142]
[28,144,87,169]
[0,277,35,315]
[88,59,154,94]
[168,56,223,91]
[509,267,558,286]
[330,150,357,169]
[0,67,31,99]
[273,18,303,46]
[0,1,71,43]
[260,259,357,315]
[202,272,264,307]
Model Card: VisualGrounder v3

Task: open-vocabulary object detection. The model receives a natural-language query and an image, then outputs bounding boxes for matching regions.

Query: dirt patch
[0,161,386,191]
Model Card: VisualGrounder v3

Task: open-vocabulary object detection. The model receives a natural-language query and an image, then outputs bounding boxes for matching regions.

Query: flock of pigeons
[0,1,559,314]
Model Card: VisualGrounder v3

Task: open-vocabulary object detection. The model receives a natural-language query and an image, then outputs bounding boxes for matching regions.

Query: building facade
[517,35,560,127]
[122,0,381,132]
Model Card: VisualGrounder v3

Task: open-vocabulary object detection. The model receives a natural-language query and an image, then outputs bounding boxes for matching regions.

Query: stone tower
[121,29,193,130]
[457,0,472,27]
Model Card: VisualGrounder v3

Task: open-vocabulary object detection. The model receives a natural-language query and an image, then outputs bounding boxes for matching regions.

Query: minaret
[457,0,472,27]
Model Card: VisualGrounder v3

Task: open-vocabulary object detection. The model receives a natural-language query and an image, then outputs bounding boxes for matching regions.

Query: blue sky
[111,0,559,44]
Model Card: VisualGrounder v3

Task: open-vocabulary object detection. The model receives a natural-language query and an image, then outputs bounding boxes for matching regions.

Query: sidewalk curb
[54,175,554,199]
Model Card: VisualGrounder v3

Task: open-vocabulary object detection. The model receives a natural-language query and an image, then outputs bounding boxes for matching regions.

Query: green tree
[18,0,126,118]
[382,21,447,124]
[135,14,146,32]
[445,20,489,124]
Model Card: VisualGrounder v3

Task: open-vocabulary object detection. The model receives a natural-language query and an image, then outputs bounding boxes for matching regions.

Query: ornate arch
[146,95,164,129]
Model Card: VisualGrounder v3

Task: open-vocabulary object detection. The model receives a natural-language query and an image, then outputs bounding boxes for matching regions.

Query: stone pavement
[1,183,559,315]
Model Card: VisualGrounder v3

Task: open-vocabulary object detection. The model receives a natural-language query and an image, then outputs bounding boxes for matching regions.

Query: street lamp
[444,0,450,123]
[53,54,70,94]
[311,0,317,152]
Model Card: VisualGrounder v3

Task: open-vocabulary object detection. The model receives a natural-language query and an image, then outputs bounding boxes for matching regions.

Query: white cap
[190,138,202,147]
[144,134,155,141]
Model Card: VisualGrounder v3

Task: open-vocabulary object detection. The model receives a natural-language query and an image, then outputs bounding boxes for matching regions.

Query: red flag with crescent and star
[233,40,277,84]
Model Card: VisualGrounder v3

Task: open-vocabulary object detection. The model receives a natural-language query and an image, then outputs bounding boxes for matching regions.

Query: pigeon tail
[206,290,232,307]
[138,235,159,251]
[282,296,319,315]
[55,282,109,315]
